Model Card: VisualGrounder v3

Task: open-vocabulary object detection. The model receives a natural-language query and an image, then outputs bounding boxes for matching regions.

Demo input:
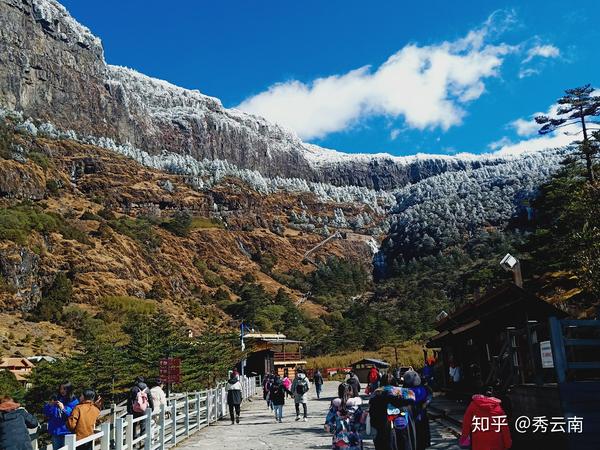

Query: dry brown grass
[306,341,426,370]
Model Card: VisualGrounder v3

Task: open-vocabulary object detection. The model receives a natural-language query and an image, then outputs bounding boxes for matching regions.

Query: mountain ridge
[0,0,556,192]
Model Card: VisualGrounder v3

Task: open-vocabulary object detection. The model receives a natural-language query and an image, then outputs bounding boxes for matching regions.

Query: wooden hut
[350,358,390,383]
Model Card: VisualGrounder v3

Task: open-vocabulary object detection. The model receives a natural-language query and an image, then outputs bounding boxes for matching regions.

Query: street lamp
[500,253,523,287]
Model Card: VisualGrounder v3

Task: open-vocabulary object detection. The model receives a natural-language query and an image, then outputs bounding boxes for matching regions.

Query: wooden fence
[32,376,259,450]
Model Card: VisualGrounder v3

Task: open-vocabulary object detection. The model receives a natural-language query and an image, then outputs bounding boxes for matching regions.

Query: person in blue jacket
[43,382,79,450]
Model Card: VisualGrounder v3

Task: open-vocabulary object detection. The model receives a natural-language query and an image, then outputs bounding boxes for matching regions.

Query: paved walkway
[177,382,458,450]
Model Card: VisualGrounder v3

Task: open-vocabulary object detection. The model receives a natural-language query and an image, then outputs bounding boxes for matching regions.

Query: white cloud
[491,96,600,155]
[493,133,574,156]
[518,67,539,79]
[390,129,401,141]
[237,12,517,140]
[523,44,560,63]
[519,43,560,78]
[488,136,513,150]
[510,117,540,136]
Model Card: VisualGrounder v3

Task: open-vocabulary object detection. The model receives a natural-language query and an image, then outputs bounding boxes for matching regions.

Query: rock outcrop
[0,0,512,190]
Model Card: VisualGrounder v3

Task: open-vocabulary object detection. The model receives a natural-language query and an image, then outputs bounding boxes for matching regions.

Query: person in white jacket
[291,370,311,421]
[149,380,168,417]
[226,374,243,424]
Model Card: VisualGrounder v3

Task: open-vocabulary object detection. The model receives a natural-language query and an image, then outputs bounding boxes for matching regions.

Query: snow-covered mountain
[382,149,566,259]
[0,0,560,193]
[0,0,572,272]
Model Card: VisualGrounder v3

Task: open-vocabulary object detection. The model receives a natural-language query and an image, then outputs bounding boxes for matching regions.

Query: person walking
[291,369,310,421]
[368,367,381,393]
[313,369,324,399]
[126,377,154,439]
[368,373,417,450]
[0,395,38,450]
[66,389,101,450]
[346,371,361,398]
[460,387,512,450]
[403,370,432,450]
[263,374,274,410]
[149,379,168,415]
[43,381,79,450]
[282,373,292,399]
[269,376,291,423]
[324,383,366,450]
[226,372,243,424]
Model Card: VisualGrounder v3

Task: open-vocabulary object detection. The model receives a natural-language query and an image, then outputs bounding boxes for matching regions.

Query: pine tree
[536,85,600,182]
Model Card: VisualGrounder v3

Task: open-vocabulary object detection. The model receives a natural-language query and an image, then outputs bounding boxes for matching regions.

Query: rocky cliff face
[0,0,511,191]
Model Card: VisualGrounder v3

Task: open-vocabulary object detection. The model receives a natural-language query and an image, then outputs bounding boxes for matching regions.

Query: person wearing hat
[402,370,432,450]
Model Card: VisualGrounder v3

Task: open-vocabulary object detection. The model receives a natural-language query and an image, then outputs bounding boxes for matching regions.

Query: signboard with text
[159,357,182,383]
[540,341,554,368]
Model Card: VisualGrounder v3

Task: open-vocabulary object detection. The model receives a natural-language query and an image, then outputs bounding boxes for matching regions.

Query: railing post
[115,417,124,450]
[213,389,218,421]
[217,386,223,419]
[65,434,77,450]
[158,404,165,450]
[100,422,111,450]
[144,412,152,450]
[171,398,177,445]
[184,394,190,437]
[195,392,201,424]
[206,389,212,424]
[125,414,133,450]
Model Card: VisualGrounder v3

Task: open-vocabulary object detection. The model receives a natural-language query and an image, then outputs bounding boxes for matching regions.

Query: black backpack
[296,380,308,395]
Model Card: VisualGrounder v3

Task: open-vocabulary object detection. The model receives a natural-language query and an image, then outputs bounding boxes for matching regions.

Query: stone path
[177,381,459,449]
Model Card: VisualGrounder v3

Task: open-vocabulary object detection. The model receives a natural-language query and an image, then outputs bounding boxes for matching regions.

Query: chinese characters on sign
[539,340,554,368]
[472,415,583,434]
[159,357,182,384]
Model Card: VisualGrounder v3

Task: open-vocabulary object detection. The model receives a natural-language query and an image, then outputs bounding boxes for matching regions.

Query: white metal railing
[32,376,259,450]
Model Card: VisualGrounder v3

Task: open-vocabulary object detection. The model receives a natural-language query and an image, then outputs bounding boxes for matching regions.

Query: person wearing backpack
[368,373,417,450]
[269,376,291,423]
[346,371,361,398]
[127,377,154,439]
[226,373,243,424]
[291,369,310,421]
[313,369,324,399]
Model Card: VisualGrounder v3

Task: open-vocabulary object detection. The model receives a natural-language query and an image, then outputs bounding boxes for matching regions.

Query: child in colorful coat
[324,383,366,450]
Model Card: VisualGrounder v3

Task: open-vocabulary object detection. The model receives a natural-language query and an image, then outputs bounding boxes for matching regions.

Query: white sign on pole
[540,340,554,368]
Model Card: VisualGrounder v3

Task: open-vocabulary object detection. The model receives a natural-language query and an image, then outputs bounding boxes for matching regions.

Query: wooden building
[0,357,35,388]
[427,282,600,450]
[427,283,568,393]
[243,333,306,379]
[350,358,390,383]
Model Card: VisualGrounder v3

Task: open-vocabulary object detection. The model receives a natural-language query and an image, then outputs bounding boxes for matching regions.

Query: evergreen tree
[536,84,600,182]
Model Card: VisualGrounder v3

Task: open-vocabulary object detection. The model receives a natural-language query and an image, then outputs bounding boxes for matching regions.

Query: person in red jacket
[460,387,512,450]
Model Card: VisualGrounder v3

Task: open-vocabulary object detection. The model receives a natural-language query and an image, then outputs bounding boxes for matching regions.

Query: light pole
[500,253,523,287]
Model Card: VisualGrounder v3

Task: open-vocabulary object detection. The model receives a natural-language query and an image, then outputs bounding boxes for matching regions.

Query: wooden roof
[351,358,390,368]
[427,282,568,347]
[0,357,35,369]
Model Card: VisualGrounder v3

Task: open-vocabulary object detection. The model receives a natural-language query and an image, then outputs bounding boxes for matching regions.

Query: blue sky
[61,0,599,156]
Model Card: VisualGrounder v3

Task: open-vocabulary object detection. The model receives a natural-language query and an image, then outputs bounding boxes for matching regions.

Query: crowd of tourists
[0,377,167,450]
[257,363,511,450]
[1,364,512,450]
